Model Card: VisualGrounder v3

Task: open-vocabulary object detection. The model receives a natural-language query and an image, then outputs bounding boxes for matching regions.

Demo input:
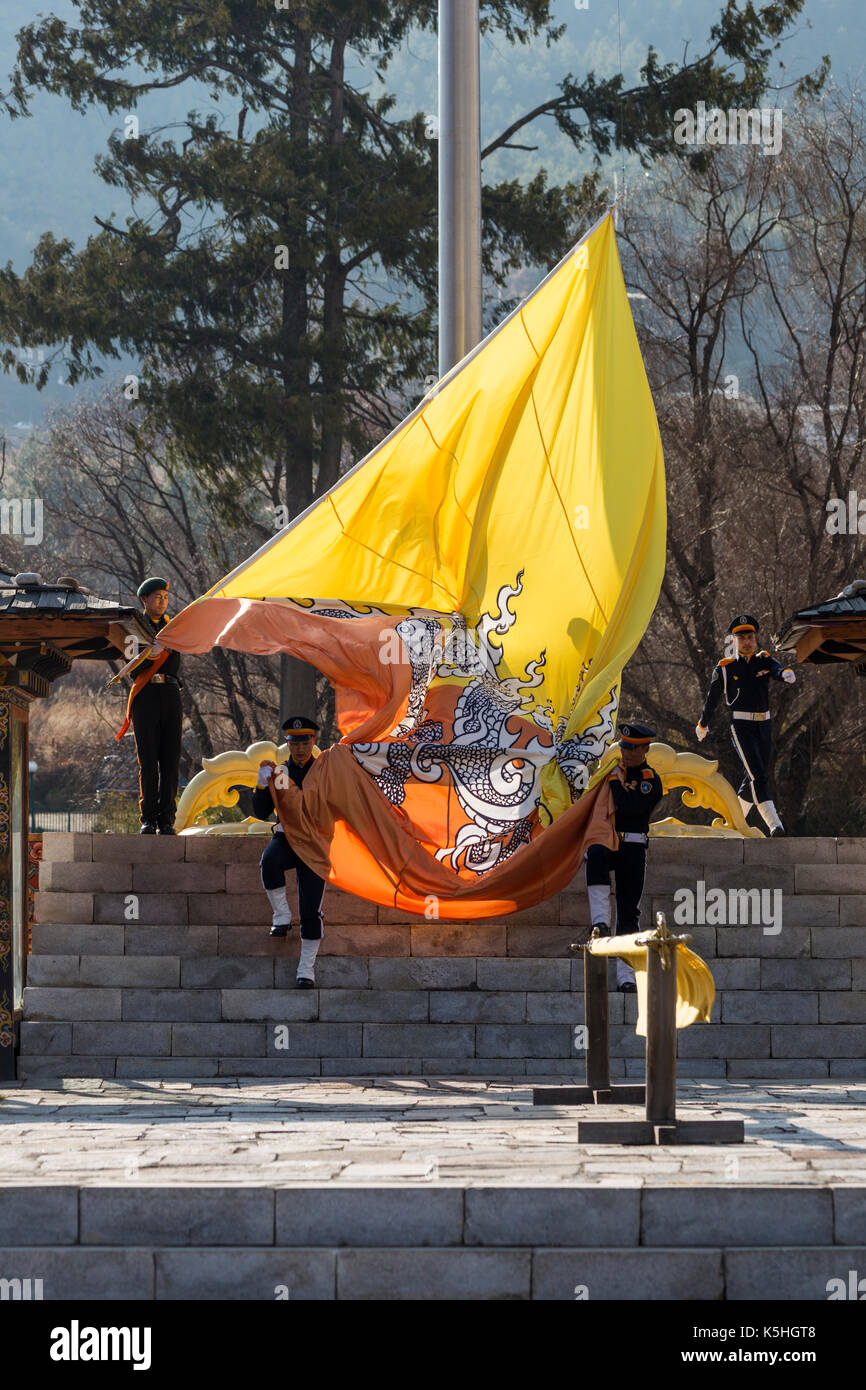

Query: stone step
[37,880,859,927]
[44,866,841,897]
[22,1053,866,1080]
[33,889,381,926]
[18,1011,866,1063]
[18,1018,614,1059]
[22,951,863,992]
[28,920,612,958]
[18,1033,866,1077]
[3,1242,864,1299]
[40,831,853,866]
[0,1182,853,1248]
[27,918,866,961]
[0,1175,862,1298]
[16,1055,658,1080]
[26,982,864,1027]
[24,954,590,989]
[22,984,625,1024]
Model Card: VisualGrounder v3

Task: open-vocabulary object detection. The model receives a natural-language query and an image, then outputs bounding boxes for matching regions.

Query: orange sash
[115,647,171,741]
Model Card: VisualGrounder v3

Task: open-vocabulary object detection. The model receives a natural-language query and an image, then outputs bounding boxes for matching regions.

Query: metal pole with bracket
[532,935,646,1107]
[575,914,745,1144]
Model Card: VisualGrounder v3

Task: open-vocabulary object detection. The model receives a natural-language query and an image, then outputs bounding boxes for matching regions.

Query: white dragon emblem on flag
[345,574,617,872]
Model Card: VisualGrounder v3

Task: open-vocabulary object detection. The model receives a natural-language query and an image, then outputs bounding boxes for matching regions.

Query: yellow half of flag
[163,211,665,914]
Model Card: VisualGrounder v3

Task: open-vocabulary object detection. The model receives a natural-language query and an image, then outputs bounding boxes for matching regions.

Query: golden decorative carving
[590,741,764,838]
[176,738,762,837]
[175,740,306,835]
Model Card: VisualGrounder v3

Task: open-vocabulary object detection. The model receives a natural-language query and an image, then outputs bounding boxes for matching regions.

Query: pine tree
[0,1,822,710]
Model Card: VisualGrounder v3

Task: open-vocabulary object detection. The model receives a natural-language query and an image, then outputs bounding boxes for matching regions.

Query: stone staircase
[2,1178,862,1300]
[18,832,866,1081]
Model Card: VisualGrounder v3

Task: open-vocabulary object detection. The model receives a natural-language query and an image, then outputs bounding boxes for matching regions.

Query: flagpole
[438,0,482,377]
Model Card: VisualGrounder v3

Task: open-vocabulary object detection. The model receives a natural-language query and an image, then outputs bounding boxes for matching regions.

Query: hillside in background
[0,0,861,435]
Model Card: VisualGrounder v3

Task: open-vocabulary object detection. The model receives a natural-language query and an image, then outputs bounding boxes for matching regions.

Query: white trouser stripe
[730,723,757,791]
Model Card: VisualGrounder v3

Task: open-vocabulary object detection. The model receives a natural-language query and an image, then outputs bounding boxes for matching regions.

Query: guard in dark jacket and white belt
[695,614,796,836]
[584,722,664,992]
[252,714,325,989]
[114,576,184,835]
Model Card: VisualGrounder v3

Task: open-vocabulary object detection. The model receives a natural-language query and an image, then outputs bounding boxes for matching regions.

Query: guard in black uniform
[696,614,796,836]
[126,577,183,835]
[252,714,325,989]
[584,722,664,992]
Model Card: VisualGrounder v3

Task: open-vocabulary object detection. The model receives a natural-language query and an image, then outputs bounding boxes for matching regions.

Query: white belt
[732,710,771,722]
[619,831,648,844]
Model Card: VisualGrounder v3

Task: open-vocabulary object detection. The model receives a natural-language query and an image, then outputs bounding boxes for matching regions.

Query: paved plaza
[2,1076,865,1186]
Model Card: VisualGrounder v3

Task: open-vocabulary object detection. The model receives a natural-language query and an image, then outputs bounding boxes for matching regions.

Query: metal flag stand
[534,913,745,1146]
[531,934,646,1108]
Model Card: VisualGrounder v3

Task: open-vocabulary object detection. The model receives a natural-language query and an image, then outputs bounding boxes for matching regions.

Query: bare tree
[619,92,866,831]
[16,392,294,768]
[740,86,866,822]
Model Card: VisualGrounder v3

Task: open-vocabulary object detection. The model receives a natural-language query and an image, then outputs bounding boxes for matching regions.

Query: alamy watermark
[826,492,866,534]
[0,497,43,545]
[826,1270,866,1300]
[49,1322,151,1369]
[1,1275,43,1300]
[673,101,783,157]
[673,880,782,935]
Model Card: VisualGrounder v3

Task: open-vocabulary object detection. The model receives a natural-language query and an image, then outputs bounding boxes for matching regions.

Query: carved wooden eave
[0,574,138,695]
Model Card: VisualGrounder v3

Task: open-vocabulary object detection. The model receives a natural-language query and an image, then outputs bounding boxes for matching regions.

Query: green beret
[137,577,170,600]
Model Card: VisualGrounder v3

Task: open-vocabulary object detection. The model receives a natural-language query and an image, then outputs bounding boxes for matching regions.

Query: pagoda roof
[0,571,138,674]
[774,582,866,667]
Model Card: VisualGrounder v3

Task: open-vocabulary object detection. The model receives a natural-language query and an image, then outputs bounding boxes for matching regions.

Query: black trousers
[729,720,772,804]
[131,682,182,827]
[261,832,325,940]
[585,840,647,934]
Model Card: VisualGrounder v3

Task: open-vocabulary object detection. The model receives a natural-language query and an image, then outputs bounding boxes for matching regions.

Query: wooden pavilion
[0,570,136,1078]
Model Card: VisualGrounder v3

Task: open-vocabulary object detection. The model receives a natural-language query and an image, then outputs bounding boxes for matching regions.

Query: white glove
[256,761,274,787]
[695,723,708,742]
[782,669,796,684]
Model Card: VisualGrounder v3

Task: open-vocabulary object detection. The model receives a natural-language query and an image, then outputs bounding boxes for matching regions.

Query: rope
[617,0,626,218]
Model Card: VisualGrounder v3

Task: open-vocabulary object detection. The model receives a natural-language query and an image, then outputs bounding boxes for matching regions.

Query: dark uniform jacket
[252,756,314,831]
[700,651,791,726]
[609,764,663,835]
[136,613,181,681]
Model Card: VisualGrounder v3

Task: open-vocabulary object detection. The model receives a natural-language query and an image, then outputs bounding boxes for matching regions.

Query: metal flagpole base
[532,1084,646,1106]
[571,913,744,1145]
[575,1117,745,1145]
[532,936,646,1107]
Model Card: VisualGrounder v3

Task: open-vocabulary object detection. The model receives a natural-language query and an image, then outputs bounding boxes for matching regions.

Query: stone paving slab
[0,1078,864,1189]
